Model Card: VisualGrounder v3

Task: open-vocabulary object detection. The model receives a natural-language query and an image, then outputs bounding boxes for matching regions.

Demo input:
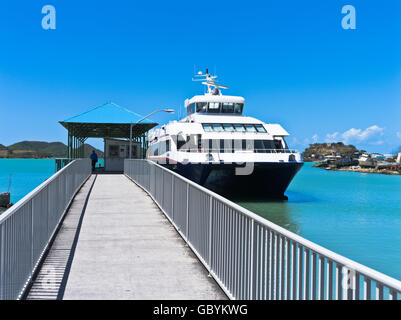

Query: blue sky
[0,0,400,153]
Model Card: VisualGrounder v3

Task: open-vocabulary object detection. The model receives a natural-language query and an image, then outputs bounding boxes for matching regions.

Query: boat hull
[162,161,304,200]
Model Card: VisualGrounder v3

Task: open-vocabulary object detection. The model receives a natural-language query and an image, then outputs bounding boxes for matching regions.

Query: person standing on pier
[90,150,98,172]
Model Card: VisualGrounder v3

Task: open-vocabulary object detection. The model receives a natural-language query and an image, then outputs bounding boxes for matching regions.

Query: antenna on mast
[192,68,229,95]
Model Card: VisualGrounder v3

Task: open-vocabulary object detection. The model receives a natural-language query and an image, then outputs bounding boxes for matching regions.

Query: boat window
[202,123,213,132]
[222,124,235,132]
[226,139,234,153]
[234,103,244,114]
[177,136,186,151]
[233,124,246,132]
[186,103,195,115]
[202,123,267,132]
[244,124,257,132]
[220,140,225,153]
[153,143,159,156]
[263,140,275,150]
[186,135,198,152]
[254,140,265,153]
[197,134,202,152]
[282,138,289,149]
[159,142,165,154]
[196,102,208,113]
[254,124,267,133]
[274,139,283,149]
[233,139,243,151]
[212,123,224,132]
[186,136,191,152]
[222,103,234,113]
[208,139,220,152]
[208,102,221,113]
[199,139,287,153]
[245,140,254,150]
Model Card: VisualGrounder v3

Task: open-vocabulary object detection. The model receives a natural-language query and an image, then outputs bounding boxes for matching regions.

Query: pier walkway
[27,174,225,300]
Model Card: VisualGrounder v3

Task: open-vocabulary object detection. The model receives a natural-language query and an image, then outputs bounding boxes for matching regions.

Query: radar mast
[192,69,229,95]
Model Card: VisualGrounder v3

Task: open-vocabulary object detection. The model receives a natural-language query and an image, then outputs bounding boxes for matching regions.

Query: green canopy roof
[59,102,158,138]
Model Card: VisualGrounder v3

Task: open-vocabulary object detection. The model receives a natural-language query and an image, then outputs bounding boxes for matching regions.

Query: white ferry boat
[147,71,303,199]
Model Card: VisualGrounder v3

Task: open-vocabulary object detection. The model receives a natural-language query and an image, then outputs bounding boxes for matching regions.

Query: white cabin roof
[265,124,290,137]
[188,114,261,124]
[186,95,245,107]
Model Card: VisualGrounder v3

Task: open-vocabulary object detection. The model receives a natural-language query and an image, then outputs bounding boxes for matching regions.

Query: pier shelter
[59,102,157,171]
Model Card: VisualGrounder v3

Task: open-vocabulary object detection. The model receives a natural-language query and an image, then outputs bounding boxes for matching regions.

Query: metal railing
[125,159,401,300]
[0,159,91,300]
[55,158,72,172]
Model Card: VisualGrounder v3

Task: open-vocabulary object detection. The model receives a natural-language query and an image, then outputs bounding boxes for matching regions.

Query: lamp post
[129,109,174,159]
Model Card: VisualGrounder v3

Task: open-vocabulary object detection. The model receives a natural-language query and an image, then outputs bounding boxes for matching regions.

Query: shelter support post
[129,123,133,159]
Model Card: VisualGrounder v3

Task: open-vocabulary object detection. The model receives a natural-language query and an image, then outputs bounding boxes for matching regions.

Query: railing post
[171,175,174,221]
[327,260,333,300]
[0,224,4,300]
[161,168,164,208]
[208,195,213,271]
[336,264,343,300]
[185,183,189,240]
[250,219,255,299]
[390,288,397,300]
[30,200,34,279]
[312,252,317,300]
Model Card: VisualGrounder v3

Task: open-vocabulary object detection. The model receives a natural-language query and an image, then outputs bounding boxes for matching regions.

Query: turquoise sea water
[0,158,104,204]
[237,162,401,281]
[1,159,400,281]
[0,159,55,204]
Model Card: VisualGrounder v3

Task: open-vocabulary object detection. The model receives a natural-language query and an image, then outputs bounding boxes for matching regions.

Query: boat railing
[179,148,298,154]
[124,159,401,300]
[0,159,91,300]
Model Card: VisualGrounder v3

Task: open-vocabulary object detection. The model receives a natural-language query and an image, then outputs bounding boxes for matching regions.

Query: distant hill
[83,144,103,157]
[0,141,103,159]
[7,141,69,158]
[302,142,362,161]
